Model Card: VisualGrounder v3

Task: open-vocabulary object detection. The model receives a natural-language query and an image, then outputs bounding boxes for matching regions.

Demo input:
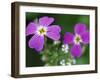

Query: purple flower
[26,16,61,52]
[63,23,89,57]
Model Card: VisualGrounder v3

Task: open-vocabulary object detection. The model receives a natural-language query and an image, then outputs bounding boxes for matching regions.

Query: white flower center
[74,34,82,44]
[36,26,47,36]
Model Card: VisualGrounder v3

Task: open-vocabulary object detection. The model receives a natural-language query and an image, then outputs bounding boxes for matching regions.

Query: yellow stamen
[74,34,82,44]
[36,26,47,36]
[39,28,46,34]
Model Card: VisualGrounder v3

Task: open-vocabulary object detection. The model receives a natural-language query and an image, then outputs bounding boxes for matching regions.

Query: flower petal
[47,25,61,33]
[70,44,82,57]
[74,23,87,35]
[46,31,60,40]
[26,22,37,36]
[81,31,89,44]
[63,32,74,44]
[39,16,54,26]
[28,34,44,51]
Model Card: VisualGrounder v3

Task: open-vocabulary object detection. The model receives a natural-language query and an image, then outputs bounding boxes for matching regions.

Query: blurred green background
[26,12,90,67]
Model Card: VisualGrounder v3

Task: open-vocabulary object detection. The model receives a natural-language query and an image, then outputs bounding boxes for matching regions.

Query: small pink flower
[26,16,61,52]
[63,23,89,57]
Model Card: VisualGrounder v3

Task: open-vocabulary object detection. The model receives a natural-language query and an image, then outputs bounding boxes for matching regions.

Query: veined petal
[47,25,61,33]
[26,22,37,36]
[39,16,54,26]
[70,44,82,57]
[46,31,60,40]
[28,34,44,51]
[63,32,74,44]
[81,31,89,44]
[74,23,87,35]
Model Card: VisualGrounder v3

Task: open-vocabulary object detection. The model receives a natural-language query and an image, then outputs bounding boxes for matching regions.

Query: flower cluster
[26,16,89,66]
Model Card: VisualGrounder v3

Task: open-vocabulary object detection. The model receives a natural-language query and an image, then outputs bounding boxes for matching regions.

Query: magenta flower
[26,16,61,51]
[63,23,89,57]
